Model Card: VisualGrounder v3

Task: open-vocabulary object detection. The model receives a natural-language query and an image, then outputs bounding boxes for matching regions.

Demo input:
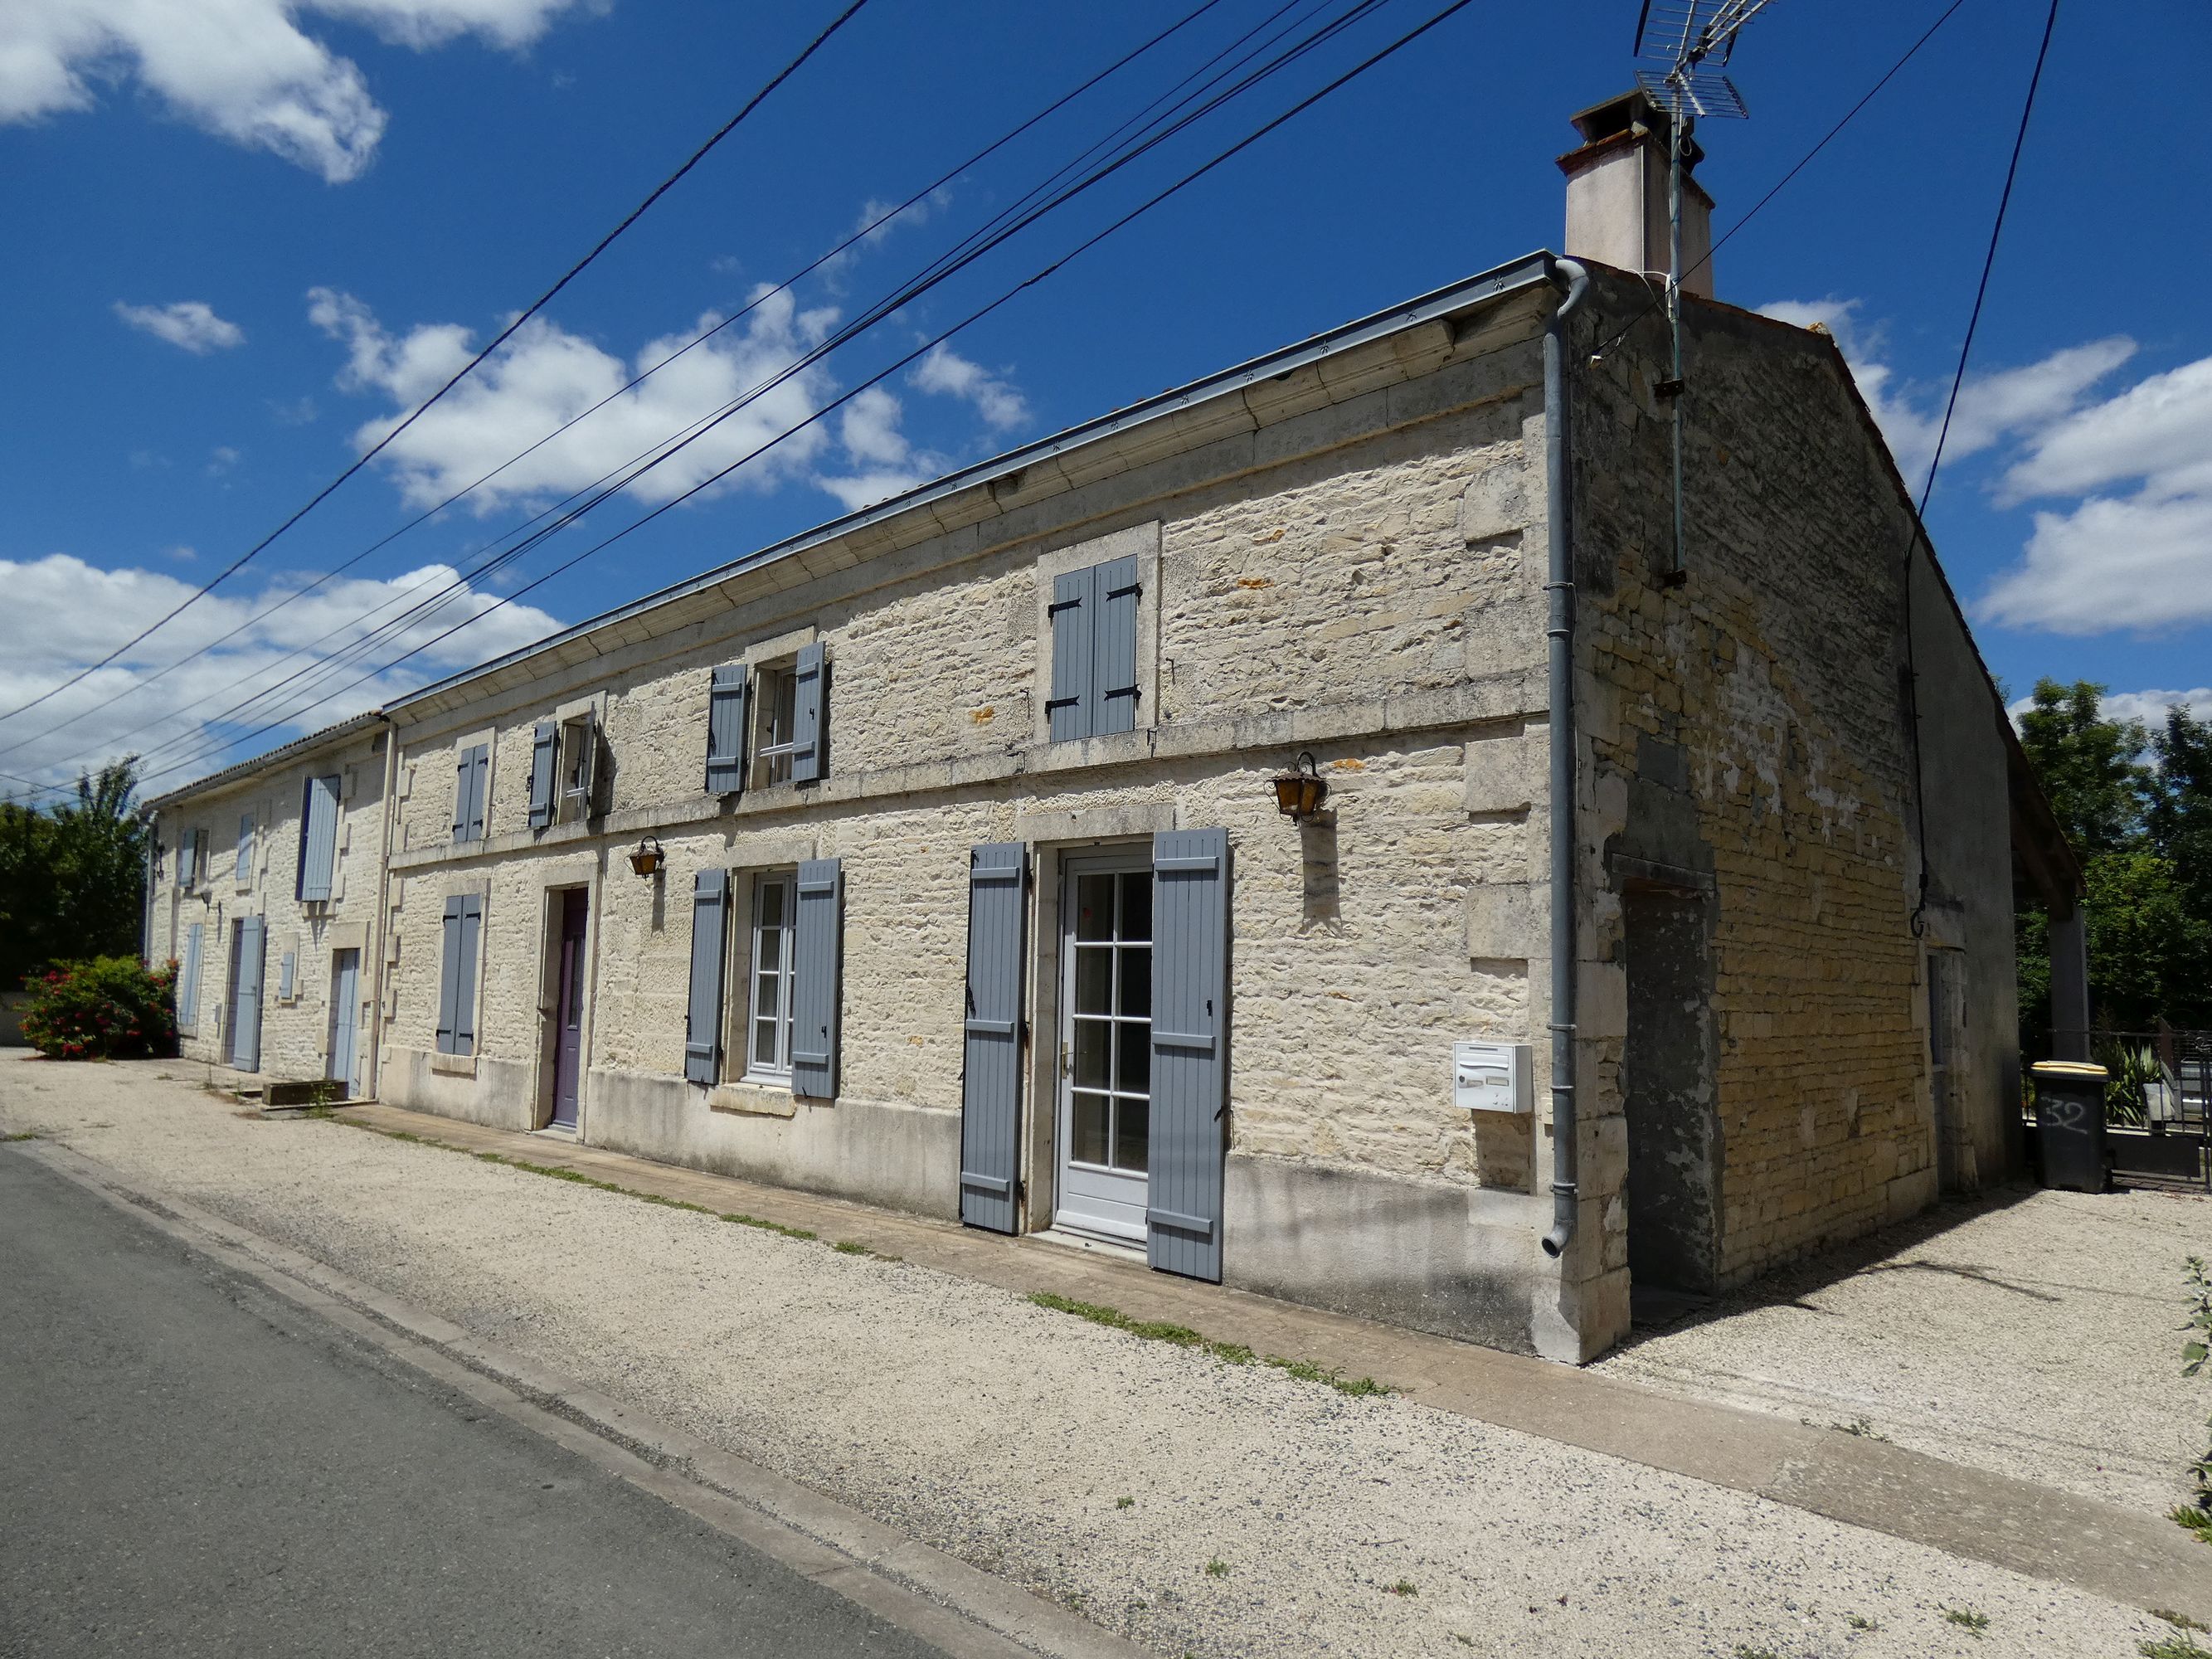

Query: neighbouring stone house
[143,98,2086,1361]
[147,713,387,1096]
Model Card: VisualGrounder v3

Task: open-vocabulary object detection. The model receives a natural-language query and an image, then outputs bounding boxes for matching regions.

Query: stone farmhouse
[148,712,387,1096]
[143,96,2087,1362]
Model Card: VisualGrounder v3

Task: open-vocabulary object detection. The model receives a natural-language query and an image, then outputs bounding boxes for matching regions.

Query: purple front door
[551,888,588,1129]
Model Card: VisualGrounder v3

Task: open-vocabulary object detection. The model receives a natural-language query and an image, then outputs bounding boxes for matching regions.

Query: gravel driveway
[1,1058,2193,1659]
[1595,1180,2211,1513]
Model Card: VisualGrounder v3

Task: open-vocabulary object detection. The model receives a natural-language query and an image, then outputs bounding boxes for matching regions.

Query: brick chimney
[1558,90,1714,299]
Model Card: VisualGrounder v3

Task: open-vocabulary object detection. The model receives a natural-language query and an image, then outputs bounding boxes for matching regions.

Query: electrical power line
[1590,0,1971,367]
[0,0,1243,768]
[1903,0,2060,928]
[28,0,1363,784]
[136,0,1480,791]
[0,0,873,735]
[121,0,1415,787]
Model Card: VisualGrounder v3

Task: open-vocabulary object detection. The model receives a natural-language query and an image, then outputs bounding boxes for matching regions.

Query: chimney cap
[1559,88,1704,173]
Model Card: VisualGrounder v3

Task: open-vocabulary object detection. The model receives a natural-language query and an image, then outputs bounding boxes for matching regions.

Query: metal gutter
[147,710,387,810]
[388,251,1557,713]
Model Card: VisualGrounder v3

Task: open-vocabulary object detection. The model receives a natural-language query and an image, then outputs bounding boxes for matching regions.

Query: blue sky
[2,0,2206,800]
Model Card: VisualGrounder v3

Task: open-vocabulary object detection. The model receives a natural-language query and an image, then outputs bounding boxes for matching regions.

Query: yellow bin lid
[2030,1061,2109,1079]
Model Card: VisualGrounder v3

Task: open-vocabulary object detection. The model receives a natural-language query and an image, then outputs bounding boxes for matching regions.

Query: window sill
[708,1080,796,1118]
[430,1051,478,1078]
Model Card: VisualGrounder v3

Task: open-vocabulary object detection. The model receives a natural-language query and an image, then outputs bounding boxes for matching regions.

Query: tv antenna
[1631,0,1778,578]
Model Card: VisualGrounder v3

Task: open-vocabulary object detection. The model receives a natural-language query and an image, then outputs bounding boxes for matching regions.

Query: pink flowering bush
[20,956,177,1061]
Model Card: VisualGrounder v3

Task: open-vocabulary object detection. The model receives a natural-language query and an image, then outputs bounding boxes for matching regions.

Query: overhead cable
[0,0,873,732]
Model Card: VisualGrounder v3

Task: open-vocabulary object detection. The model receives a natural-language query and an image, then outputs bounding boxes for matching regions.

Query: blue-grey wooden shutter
[435,896,464,1054]
[1148,828,1229,1282]
[297,774,340,901]
[178,923,203,1032]
[1047,567,1092,742]
[234,916,265,1072]
[236,813,255,881]
[683,868,728,1085]
[527,722,558,830]
[959,843,1028,1233]
[790,642,826,785]
[704,666,748,796]
[453,896,483,1057]
[178,830,195,890]
[278,950,295,1002]
[1095,554,1140,737]
[791,858,843,1097]
[452,753,471,841]
[465,745,489,840]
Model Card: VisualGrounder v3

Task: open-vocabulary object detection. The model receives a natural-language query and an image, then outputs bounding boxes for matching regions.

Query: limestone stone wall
[376,295,1568,1350]
[1567,270,2012,1326]
[149,727,387,1086]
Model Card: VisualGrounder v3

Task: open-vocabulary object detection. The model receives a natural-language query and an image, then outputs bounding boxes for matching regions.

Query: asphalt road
[0,1149,950,1658]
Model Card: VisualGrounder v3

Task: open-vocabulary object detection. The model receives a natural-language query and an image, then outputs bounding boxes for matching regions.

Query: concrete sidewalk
[331,1099,2209,1624]
[3,1061,2201,1657]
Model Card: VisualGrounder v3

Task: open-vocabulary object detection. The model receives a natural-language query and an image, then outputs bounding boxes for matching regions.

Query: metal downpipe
[1541,256,1588,1260]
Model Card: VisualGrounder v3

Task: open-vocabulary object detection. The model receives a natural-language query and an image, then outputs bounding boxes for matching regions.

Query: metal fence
[2033,1026,2210,1190]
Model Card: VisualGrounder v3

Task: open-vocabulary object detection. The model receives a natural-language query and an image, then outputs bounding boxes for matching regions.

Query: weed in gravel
[1733,1647,1782,1659]
[2,1131,37,1142]
[1024,1292,1394,1394]
[1116,1496,1135,1510]
[1204,1559,1228,1579]
[331,1116,843,1243]
[1384,1579,1416,1597]
[2142,1634,2212,1659]
[1845,1612,1879,1632]
[2178,1256,2212,1524]
[1943,1607,1990,1636]
[722,1212,817,1242]
[2154,1611,2210,1632]
[1263,1354,1392,1396]
[1835,1416,1888,1442]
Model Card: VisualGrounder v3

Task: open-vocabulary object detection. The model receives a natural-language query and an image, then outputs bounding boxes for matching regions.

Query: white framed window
[751,665,800,789]
[742,870,798,1081]
[557,715,598,823]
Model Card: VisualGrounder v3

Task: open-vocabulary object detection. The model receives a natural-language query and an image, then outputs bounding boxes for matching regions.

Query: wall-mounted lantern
[627,836,664,878]
[1271,752,1329,823]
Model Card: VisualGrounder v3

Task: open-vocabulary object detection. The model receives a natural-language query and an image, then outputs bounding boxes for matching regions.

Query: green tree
[0,758,150,992]
[2016,679,2151,854]
[2149,705,2212,921]
[2015,684,2212,1039]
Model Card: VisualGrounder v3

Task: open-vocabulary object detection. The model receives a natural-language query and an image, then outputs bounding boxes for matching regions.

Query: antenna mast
[1631,0,1777,580]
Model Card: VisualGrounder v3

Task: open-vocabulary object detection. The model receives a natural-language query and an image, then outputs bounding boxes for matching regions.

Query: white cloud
[1996,355,2212,508]
[837,386,908,468]
[911,343,1028,431]
[1981,494,2212,634]
[1977,352,2212,634]
[0,0,589,182]
[207,445,241,475]
[1757,298,2133,490]
[1760,295,2212,638]
[0,552,562,793]
[2006,686,2212,734]
[114,299,245,353]
[310,284,847,512]
[814,468,932,513]
[819,191,950,290]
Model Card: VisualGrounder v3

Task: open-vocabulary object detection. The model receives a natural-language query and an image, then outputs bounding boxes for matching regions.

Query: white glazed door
[1055,858,1153,1244]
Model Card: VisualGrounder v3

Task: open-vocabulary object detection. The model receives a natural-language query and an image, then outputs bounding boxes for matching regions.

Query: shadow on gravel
[1607,1182,2051,1352]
